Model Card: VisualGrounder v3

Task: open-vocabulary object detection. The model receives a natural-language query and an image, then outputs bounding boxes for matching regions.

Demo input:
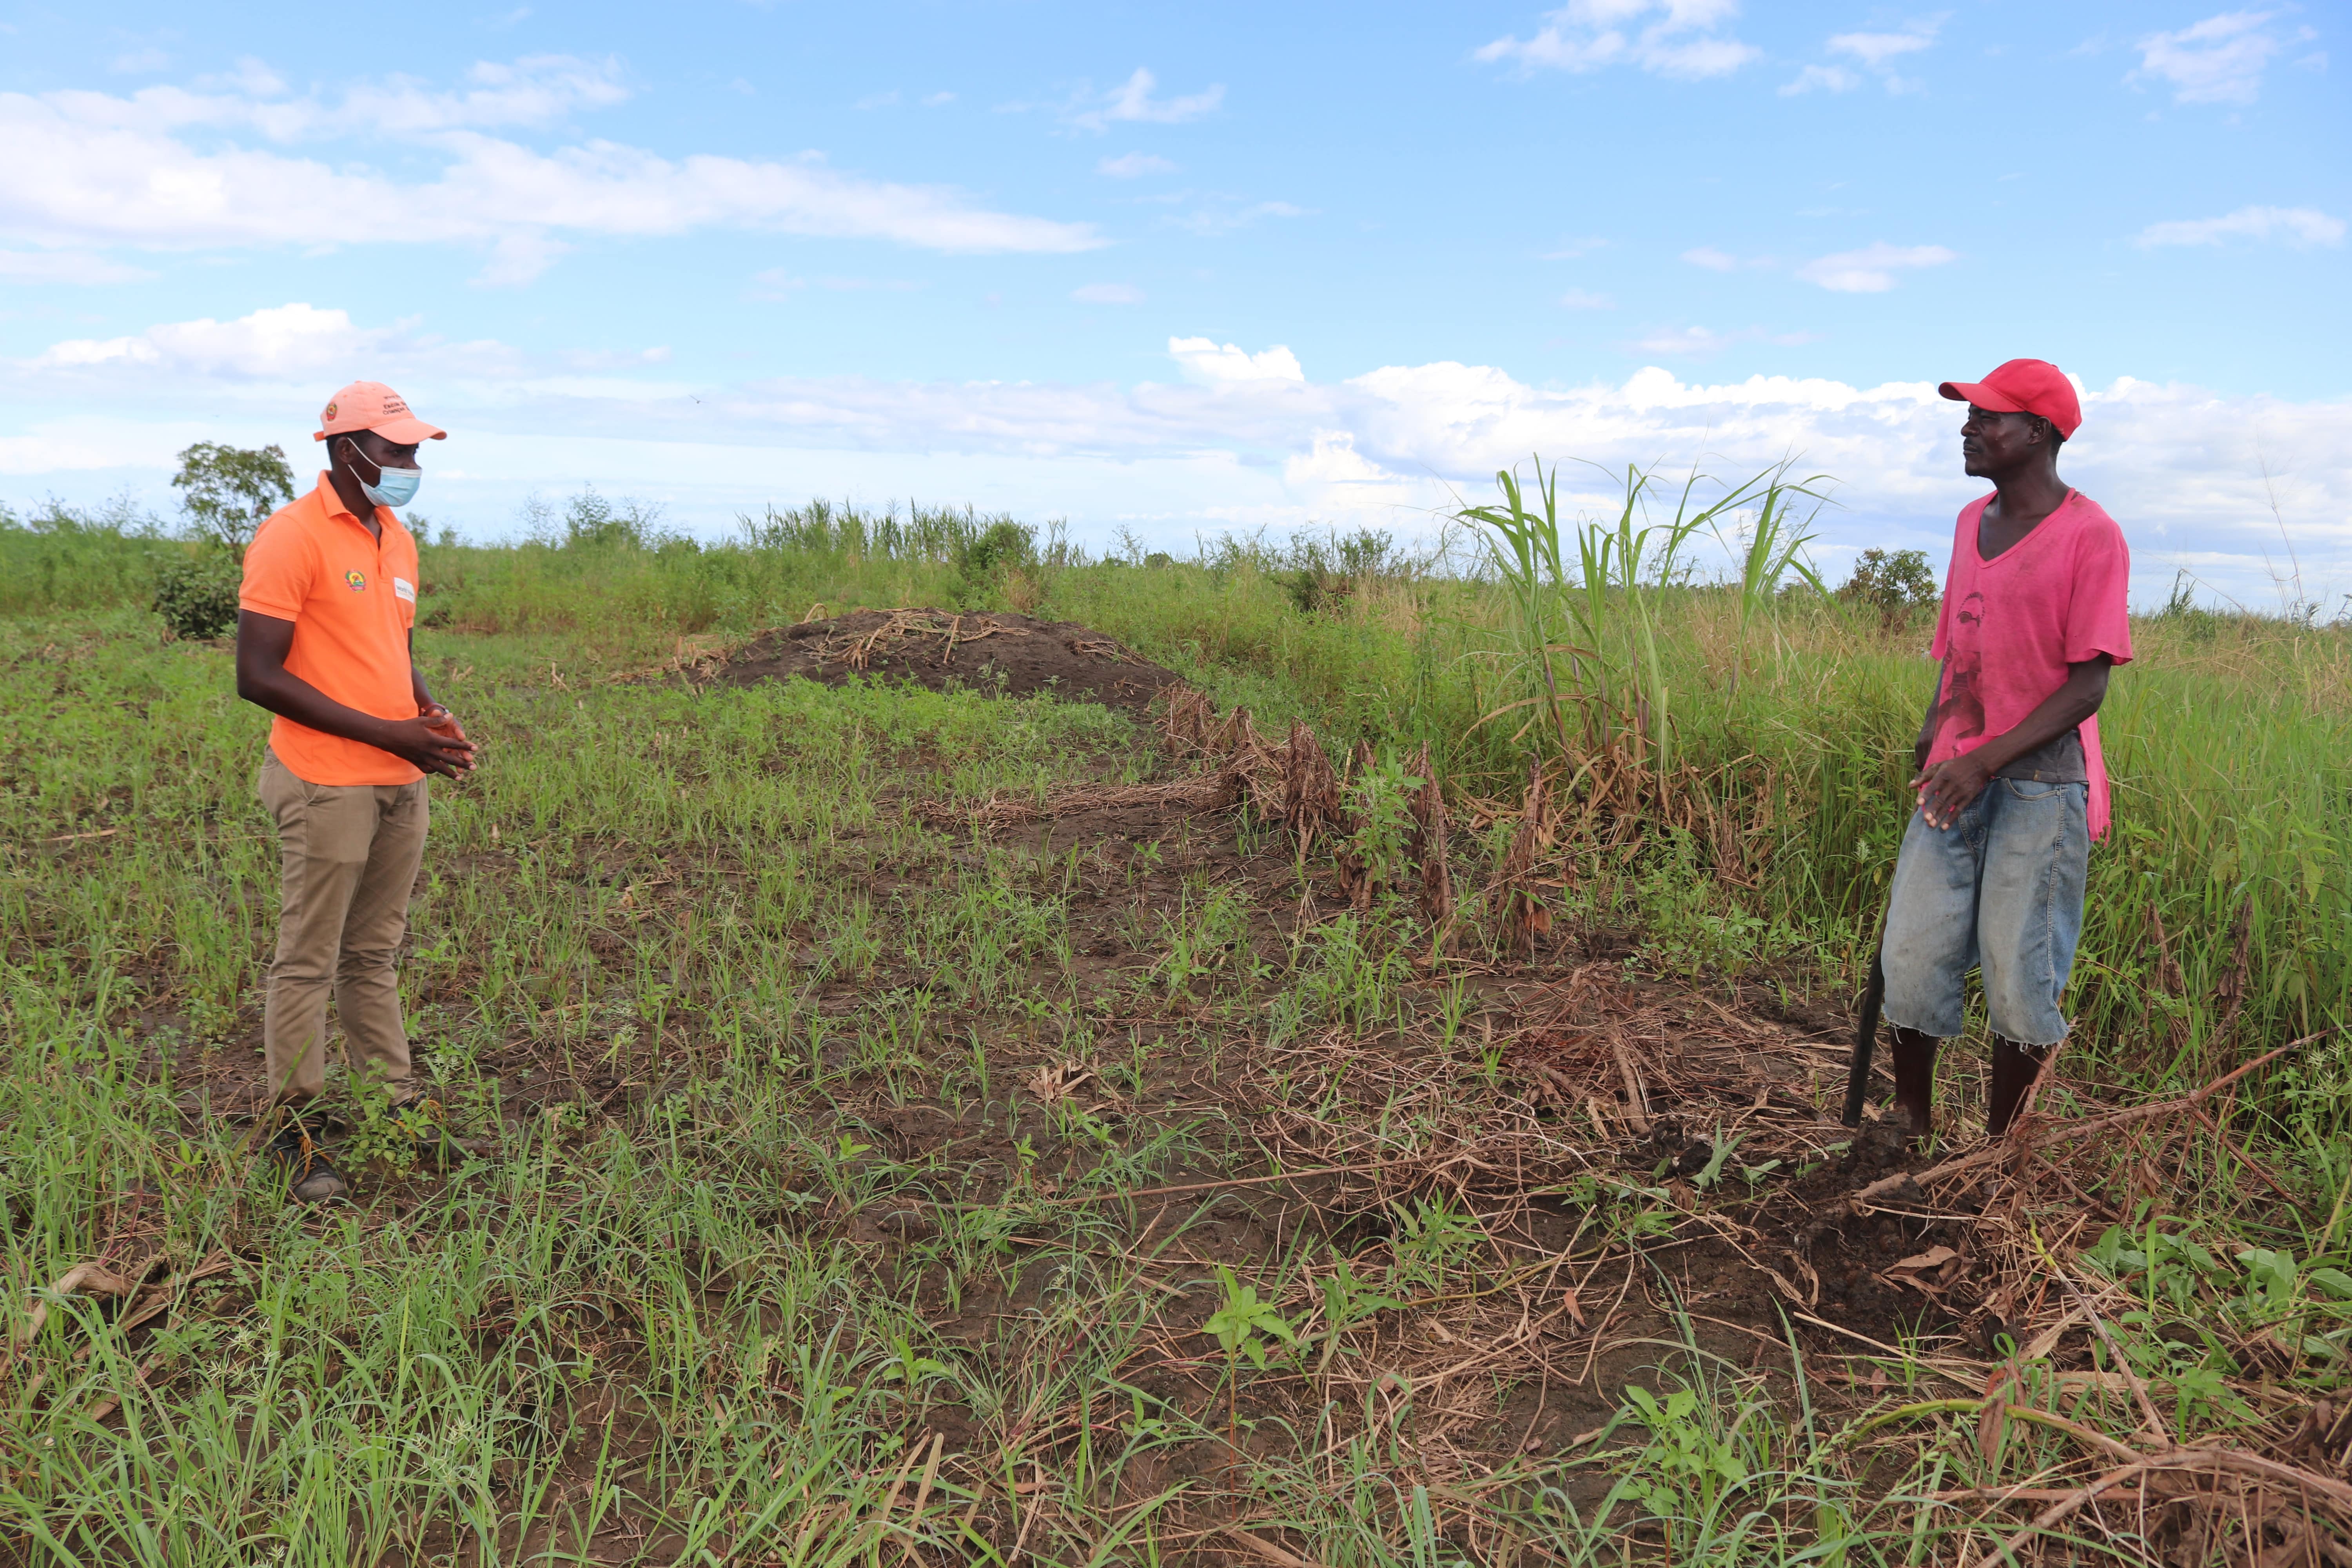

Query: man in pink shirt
[1879,359,2133,1140]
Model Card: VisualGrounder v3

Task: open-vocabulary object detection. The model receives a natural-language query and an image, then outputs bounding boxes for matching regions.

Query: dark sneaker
[263,1122,348,1204]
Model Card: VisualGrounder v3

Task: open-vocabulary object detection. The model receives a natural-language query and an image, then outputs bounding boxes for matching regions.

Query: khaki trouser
[258,750,429,1106]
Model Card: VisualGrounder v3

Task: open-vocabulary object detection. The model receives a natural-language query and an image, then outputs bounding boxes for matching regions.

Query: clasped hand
[379,704,478,779]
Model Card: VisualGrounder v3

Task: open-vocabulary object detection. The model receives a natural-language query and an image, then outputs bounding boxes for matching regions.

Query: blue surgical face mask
[346,439,423,509]
[361,466,422,509]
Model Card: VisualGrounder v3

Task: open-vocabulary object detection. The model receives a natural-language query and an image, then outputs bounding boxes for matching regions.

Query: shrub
[955,519,1036,579]
[152,550,242,640]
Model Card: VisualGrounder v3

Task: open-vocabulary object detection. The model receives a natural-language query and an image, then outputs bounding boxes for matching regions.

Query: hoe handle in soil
[1844,938,1887,1128]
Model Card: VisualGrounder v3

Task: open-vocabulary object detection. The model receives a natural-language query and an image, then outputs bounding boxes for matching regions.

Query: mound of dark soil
[713,609,1184,712]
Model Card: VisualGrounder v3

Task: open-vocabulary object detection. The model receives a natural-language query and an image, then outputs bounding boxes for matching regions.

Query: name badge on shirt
[393,576,417,604]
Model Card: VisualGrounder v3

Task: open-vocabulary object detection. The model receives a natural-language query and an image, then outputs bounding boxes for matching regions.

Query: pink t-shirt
[1927,490,2134,839]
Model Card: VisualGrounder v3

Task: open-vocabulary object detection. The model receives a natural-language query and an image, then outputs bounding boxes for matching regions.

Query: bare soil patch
[711,608,1186,711]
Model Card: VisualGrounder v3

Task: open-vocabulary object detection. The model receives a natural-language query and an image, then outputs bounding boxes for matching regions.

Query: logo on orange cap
[313,381,448,445]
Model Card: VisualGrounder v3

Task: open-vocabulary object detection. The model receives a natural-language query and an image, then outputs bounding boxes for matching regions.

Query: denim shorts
[1880,779,2089,1047]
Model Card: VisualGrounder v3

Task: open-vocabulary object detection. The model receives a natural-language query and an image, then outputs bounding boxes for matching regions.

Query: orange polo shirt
[239,475,422,786]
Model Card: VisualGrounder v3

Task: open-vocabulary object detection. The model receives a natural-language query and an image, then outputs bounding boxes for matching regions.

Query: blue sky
[2,0,2345,603]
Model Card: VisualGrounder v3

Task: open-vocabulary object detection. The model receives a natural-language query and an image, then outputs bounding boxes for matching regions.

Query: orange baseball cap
[312,380,447,445]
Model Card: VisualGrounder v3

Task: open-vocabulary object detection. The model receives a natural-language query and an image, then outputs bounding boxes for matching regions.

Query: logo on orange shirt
[345,569,368,592]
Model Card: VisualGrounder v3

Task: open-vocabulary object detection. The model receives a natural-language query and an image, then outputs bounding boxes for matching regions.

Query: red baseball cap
[1937,359,2081,438]
[312,380,447,445]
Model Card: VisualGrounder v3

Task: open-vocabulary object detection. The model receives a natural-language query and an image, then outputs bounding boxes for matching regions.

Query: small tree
[171,441,295,557]
[1837,547,1938,628]
[154,441,291,639]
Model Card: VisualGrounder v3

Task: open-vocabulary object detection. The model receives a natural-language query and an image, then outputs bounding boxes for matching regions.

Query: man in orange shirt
[237,380,478,1202]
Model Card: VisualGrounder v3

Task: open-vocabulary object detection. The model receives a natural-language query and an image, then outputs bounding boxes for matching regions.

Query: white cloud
[1795,241,1955,292]
[1559,288,1614,309]
[1073,282,1145,305]
[1780,64,1859,94]
[1167,336,1306,383]
[31,302,393,378]
[1544,236,1609,259]
[923,91,956,107]
[1785,17,1941,94]
[8,306,2349,602]
[1827,20,1940,70]
[2134,11,2283,105]
[1479,0,1760,80]
[0,67,1102,269]
[1098,152,1177,178]
[0,249,156,284]
[339,55,632,132]
[109,47,171,75]
[1069,69,1223,132]
[2135,204,2344,248]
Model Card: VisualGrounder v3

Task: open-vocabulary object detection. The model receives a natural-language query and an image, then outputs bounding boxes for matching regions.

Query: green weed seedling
[1344,755,1423,892]
[343,1075,445,1178]
[1203,1264,1299,1445]
[1385,1195,1487,1295]
[1603,1377,1803,1564]
[1312,1254,1404,1374]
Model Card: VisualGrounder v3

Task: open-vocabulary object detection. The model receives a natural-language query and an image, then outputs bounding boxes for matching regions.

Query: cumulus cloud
[1167,337,1307,384]
[2135,204,2344,248]
[1478,0,1760,80]
[0,64,1102,273]
[1073,282,1145,304]
[1067,69,1223,132]
[7,305,2348,600]
[30,302,397,378]
[1784,16,1940,94]
[1795,242,1956,292]
[1098,152,1177,178]
[2134,11,2287,105]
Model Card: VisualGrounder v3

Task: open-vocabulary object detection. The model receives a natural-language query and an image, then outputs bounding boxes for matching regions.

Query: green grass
[4,495,2349,1564]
